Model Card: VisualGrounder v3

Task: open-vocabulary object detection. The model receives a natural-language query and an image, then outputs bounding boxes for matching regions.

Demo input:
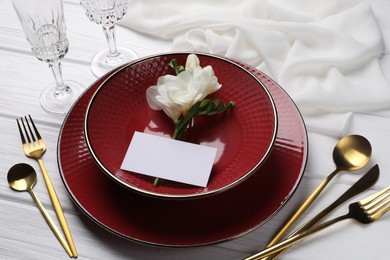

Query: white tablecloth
[0,0,389,259]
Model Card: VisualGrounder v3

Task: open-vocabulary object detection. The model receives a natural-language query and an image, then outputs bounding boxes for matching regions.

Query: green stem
[173,114,194,140]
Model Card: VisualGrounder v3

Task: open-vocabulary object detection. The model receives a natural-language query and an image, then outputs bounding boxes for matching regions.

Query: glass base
[90,47,139,77]
[40,80,85,115]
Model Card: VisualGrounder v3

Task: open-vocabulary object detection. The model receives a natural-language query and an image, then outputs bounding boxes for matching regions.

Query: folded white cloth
[120,0,390,136]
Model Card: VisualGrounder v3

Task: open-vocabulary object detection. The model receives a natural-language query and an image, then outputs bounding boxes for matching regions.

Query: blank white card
[120,132,217,187]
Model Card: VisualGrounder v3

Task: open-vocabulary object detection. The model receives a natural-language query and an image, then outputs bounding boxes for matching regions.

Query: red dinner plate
[84,53,278,198]
[57,54,308,247]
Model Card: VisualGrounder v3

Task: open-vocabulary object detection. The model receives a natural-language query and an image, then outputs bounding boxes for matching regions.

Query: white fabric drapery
[120,0,390,136]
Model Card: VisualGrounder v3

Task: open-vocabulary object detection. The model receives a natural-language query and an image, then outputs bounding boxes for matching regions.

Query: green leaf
[199,99,211,108]
[168,59,185,75]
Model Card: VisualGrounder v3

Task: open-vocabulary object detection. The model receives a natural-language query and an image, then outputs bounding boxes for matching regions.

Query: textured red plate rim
[57,53,308,247]
[83,53,278,199]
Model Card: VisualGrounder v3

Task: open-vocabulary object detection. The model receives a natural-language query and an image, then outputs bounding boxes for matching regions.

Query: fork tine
[24,115,37,142]
[16,118,26,144]
[360,186,390,221]
[359,186,390,206]
[19,117,32,144]
[366,188,389,208]
[369,199,390,220]
[28,114,42,140]
[365,193,389,214]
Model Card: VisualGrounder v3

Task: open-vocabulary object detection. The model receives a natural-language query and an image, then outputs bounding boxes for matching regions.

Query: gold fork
[17,115,78,258]
[245,185,390,259]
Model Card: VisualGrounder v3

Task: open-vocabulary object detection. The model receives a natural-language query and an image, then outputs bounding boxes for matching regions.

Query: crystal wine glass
[11,0,85,115]
[80,0,139,77]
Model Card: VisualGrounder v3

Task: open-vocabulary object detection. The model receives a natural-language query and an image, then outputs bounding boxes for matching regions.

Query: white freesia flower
[185,53,200,74]
[146,54,222,122]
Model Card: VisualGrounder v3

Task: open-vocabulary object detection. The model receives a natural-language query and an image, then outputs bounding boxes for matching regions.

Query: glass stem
[103,25,120,59]
[48,60,69,96]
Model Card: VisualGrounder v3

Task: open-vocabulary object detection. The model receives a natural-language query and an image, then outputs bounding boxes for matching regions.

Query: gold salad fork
[246,185,390,259]
[17,115,77,258]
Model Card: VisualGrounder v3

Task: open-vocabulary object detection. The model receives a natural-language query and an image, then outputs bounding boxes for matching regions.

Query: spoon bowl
[333,134,372,171]
[7,163,37,192]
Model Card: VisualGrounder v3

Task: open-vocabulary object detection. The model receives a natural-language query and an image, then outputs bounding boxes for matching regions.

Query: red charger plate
[57,54,308,247]
[84,53,278,198]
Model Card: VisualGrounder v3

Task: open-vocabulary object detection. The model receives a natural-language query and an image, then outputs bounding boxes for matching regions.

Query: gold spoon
[251,135,372,260]
[7,163,73,258]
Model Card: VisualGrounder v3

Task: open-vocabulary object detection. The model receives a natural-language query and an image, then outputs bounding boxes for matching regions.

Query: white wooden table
[1,0,390,259]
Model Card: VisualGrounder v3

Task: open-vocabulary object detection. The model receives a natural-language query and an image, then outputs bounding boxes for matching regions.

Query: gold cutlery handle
[246,214,348,259]
[266,171,335,247]
[37,159,78,258]
[28,190,73,257]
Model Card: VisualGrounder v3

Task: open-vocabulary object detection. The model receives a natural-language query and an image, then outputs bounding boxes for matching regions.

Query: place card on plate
[120,132,217,187]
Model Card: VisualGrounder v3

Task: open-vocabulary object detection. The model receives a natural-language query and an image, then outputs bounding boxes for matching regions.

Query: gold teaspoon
[7,163,73,258]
